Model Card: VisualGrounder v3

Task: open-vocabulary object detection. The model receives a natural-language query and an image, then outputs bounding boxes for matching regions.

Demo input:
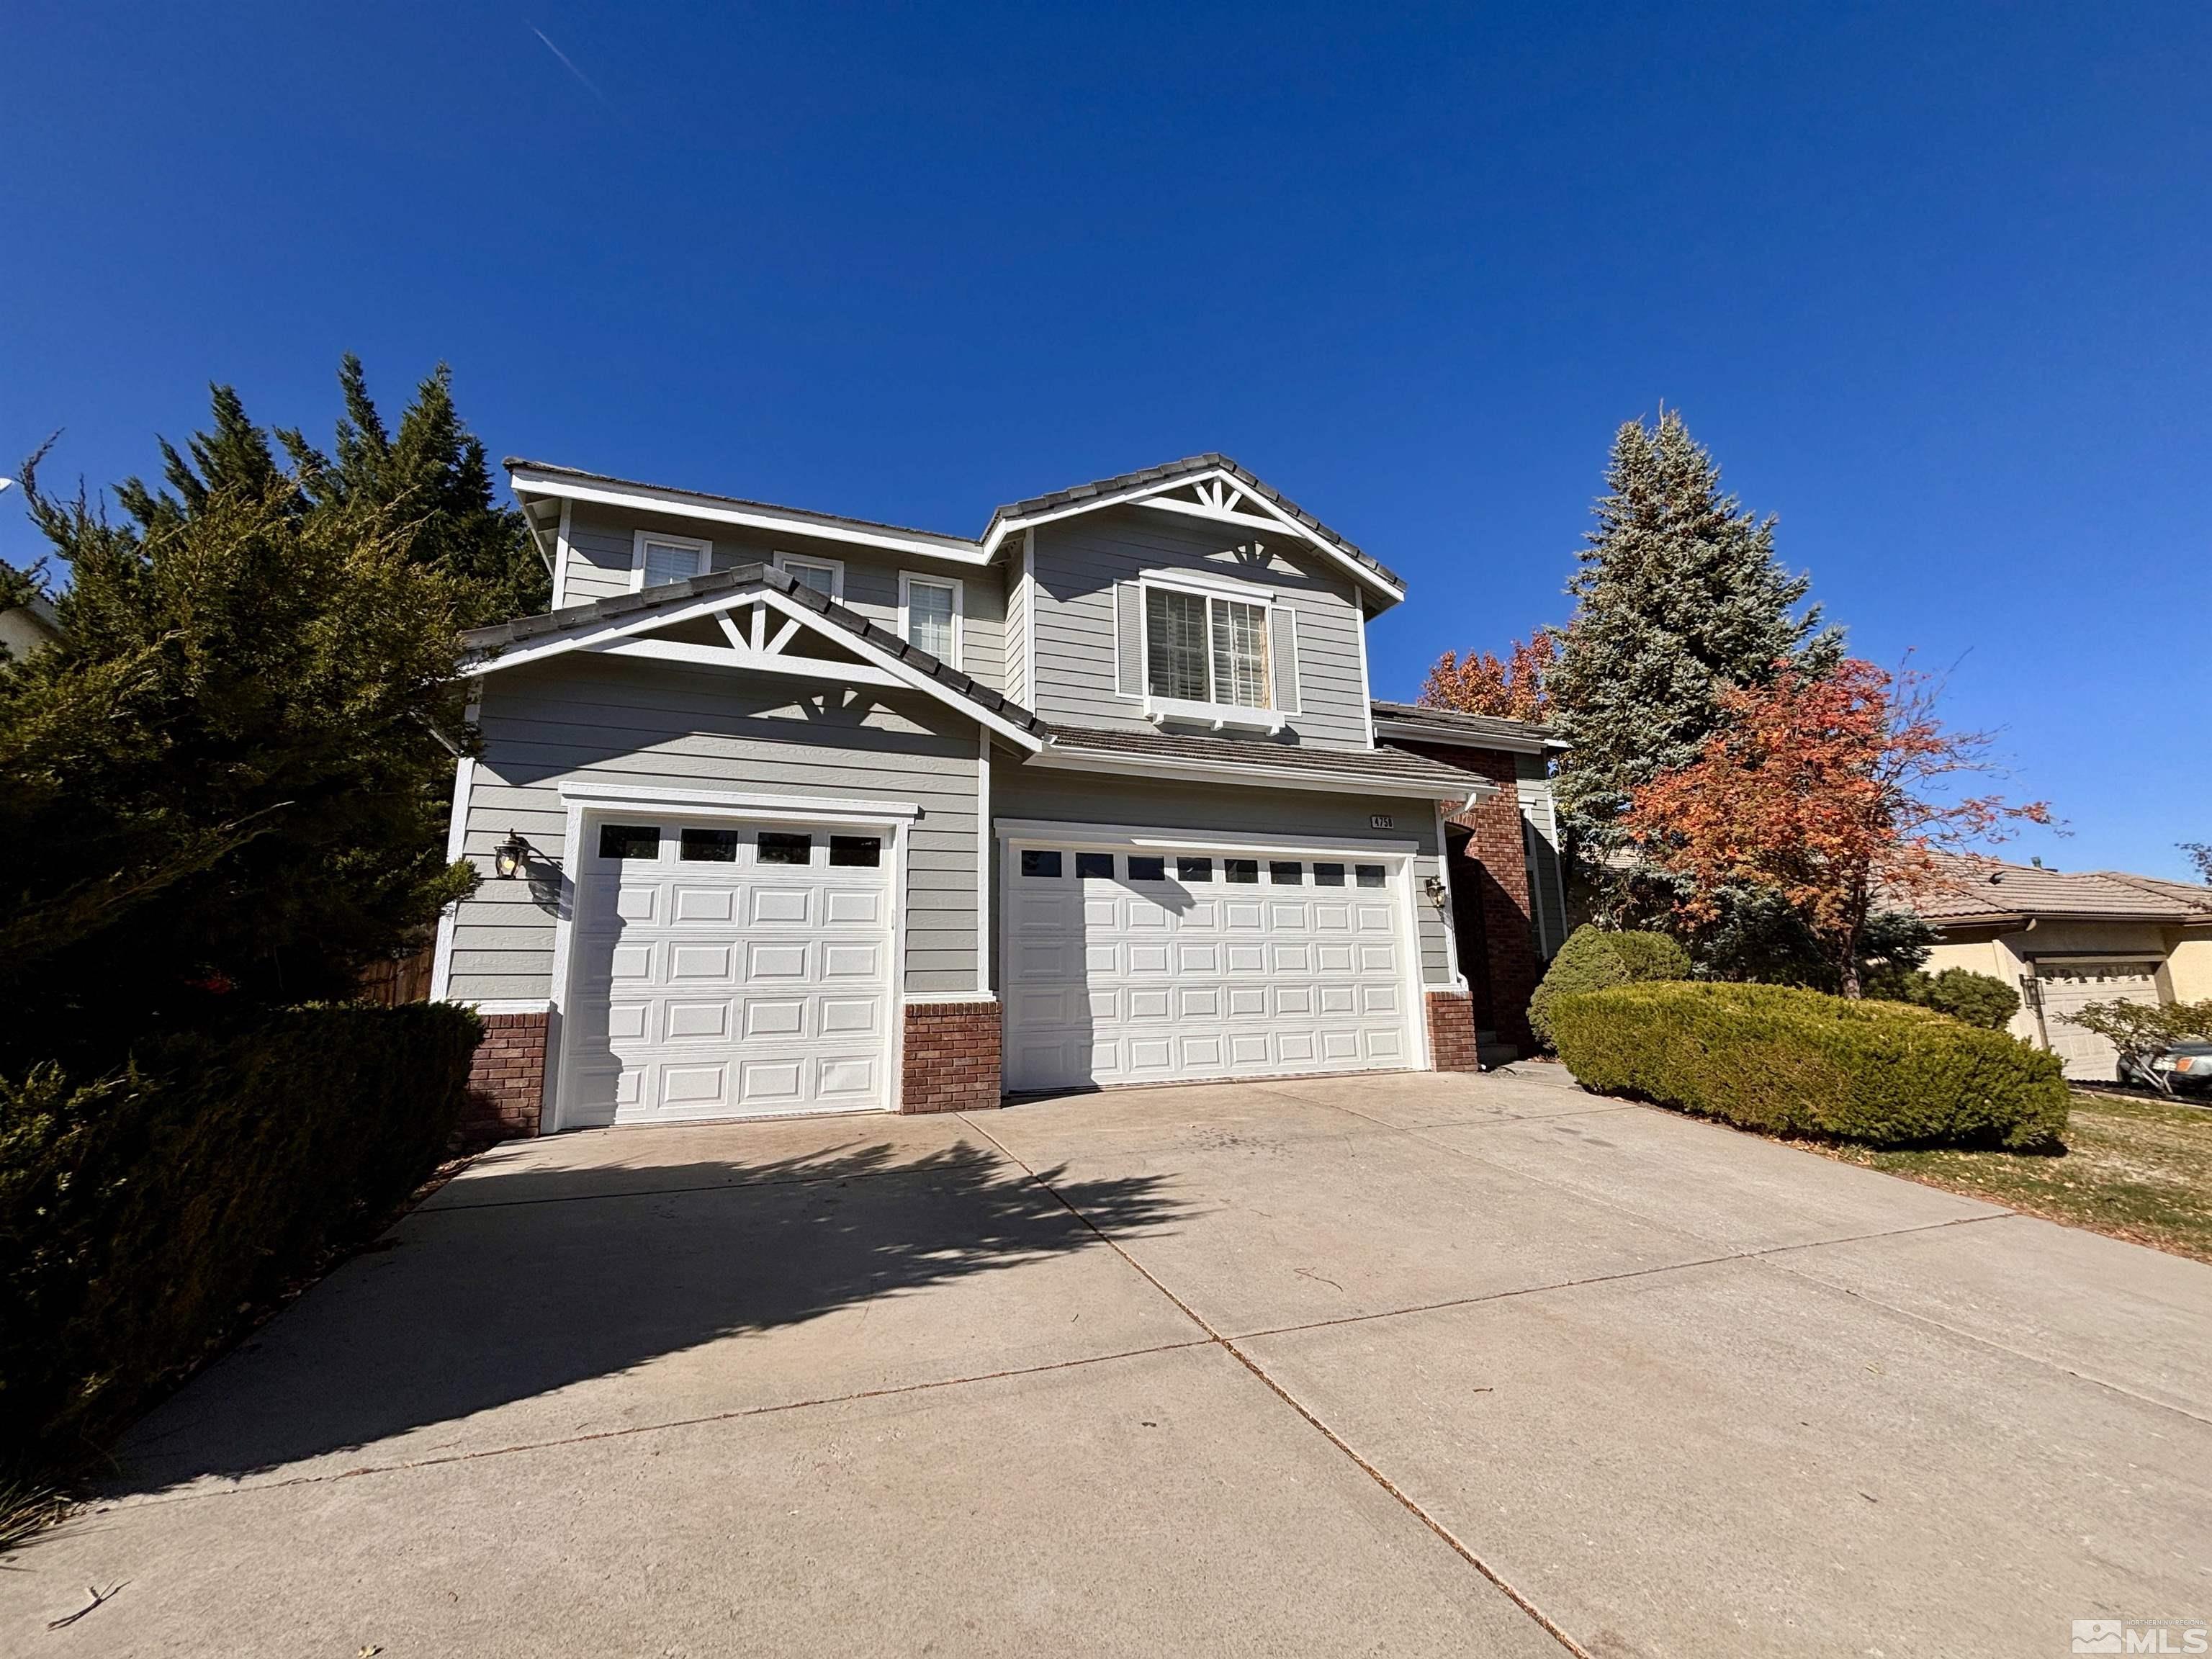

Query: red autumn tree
[1418,631,1556,722]
[1621,658,2052,996]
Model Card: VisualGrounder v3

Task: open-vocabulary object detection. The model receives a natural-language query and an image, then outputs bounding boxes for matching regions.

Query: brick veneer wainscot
[902,999,1002,1113]
[465,1011,548,1139]
[1425,990,1483,1072]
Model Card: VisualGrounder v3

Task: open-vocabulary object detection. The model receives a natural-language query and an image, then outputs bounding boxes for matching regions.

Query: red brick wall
[902,1000,1002,1114]
[1403,743,1543,1049]
[464,1011,548,1139]
[1426,991,1482,1072]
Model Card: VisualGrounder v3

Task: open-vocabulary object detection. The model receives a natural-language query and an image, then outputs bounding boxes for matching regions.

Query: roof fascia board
[508,468,989,566]
[994,817,1420,859]
[982,466,1406,605]
[1372,716,1551,756]
[1025,742,1498,803]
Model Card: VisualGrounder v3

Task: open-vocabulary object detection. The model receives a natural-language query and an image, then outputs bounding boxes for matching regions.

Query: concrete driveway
[9,1068,2211,1657]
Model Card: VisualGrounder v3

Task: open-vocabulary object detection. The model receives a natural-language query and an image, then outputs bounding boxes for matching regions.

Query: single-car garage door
[1002,836,1419,1093]
[2034,960,2164,1081]
[562,815,895,1126]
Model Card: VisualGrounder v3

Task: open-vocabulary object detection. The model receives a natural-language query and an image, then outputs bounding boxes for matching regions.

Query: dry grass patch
[1815,1090,2212,1264]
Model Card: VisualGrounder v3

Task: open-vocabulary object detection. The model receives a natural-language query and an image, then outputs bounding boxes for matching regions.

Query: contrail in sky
[531,27,608,105]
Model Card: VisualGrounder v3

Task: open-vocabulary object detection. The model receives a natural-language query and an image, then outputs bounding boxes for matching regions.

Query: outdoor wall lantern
[493,832,535,880]
[1424,874,1449,910]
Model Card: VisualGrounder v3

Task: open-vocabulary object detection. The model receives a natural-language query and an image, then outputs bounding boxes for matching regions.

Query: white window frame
[630,529,713,592]
[897,571,963,667]
[1136,572,1287,734]
[773,551,845,602]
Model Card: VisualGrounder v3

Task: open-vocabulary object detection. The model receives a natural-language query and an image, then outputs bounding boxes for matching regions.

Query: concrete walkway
[8,1068,2211,1655]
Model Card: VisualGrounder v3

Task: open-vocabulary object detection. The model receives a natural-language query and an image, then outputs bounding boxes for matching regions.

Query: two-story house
[434,454,1563,1135]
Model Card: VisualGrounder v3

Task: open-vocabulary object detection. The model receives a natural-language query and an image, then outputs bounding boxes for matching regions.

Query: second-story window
[635,531,711,589]
[900,574,961,666]
[1146,586,1270,709]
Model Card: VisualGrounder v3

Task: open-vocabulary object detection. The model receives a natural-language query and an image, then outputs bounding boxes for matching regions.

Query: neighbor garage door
[562,814,895,1126]
[1001,836,1418,1093]
[2034,960,2164,1082]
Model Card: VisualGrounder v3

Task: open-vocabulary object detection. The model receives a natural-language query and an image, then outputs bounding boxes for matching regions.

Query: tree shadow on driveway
[108,1138,1185,1494]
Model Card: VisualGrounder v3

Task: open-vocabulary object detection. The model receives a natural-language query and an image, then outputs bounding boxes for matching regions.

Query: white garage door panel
[564,817,894,1127]
[2036,962,2162,1082]
[1003,845,1416,1093]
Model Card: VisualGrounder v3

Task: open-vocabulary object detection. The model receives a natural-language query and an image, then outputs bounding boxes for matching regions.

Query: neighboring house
[434,454,1563,1136]
[0,590,61,659]
[1917,854,2212,1080]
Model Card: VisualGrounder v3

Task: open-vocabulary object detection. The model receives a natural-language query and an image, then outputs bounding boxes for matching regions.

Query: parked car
[2119,1040,2212,1097]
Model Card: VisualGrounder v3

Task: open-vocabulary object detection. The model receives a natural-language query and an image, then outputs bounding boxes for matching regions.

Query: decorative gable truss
[461,572,1045,752]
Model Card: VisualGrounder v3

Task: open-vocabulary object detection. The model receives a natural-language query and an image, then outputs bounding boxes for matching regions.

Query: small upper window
[1269,861,1303,885]
[680,827,740,863]
[1021,849,1063,878]
[1224,858,1259,885]
[1075,852,1115,880]
[637,534,709,588]
[776,554,843,601]
[1128,855,1166,882]
[829,835,881,868]
[758,832,813,866]
[902,575,960,665]
[1177,857,1213,882]
[598,824,661,860]
[1313,862,1346,887]
[1144,584,1271,709]
[1355,864,1388,889]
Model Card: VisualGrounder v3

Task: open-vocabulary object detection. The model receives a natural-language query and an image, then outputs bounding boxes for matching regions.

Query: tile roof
[1040,723,1498,796]
[1912,853,2212,927]
[986,454,1405,592]
[1368,699,1564,750]
[459,565,1049,737]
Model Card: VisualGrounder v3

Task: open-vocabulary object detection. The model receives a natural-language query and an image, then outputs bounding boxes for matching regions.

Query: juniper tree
[1548,410,1840,854]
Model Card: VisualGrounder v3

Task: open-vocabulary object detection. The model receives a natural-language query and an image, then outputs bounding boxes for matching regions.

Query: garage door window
[829,835,881,867]
[1128,856,1167,881]
[1356,864,1387,888]
[1076,852,1115,879]
[1226,858,1259,884]
[679,827,740,862]
[758,832,812,865]
[1313,862,1346,886]
[1270,860,1303,884]
[599,824,661,860]
[1178,856,1213,881]
[1022,849,1063,878]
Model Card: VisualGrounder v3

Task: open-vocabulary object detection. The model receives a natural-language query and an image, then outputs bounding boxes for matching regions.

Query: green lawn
[1815,1090,2212,1264]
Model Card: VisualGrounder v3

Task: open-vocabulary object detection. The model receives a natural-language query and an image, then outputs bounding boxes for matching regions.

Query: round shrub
[1550,981,2067,1149]
[1528,925,1692,1048]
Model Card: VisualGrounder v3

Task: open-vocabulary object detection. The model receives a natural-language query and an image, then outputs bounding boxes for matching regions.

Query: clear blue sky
[5,3,2207,877]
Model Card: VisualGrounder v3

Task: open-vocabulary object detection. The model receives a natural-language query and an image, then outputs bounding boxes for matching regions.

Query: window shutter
[1269,606,1300,714]
[1115,582,1143,696]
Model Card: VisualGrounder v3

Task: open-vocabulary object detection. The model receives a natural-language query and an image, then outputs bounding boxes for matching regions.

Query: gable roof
[459,565,1048,749]
[1369,699,1565,755]
[1034,723,1501,803]
[979,454,1406,605]
[505,453,1406,607]
[1912,853,2212,928]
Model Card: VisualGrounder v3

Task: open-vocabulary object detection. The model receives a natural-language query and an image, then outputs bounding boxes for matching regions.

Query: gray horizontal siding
[446,654,981,1005]
[1028,506,1372,750]
[992,767,1454,988]
[554,504,1004,692]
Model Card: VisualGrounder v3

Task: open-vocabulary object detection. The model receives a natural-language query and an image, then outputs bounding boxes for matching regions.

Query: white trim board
[557,781,923,822]
[994,817,1419,860]
[1026,743,1498,804]
[510,467,990,567]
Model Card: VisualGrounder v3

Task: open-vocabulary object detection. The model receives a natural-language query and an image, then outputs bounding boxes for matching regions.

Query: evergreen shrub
[1527,924,1691,1048]
[1550,981,2066,1149]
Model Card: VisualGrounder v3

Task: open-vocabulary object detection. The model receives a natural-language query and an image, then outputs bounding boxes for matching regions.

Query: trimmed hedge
[1550,981,2067,1150]
[1861,966,2022,1030]
[1527,925,1692,1049]
[0,1002,481,1471]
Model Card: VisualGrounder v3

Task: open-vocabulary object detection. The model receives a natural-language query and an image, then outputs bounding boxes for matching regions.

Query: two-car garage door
[1002,837,1419,1093]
